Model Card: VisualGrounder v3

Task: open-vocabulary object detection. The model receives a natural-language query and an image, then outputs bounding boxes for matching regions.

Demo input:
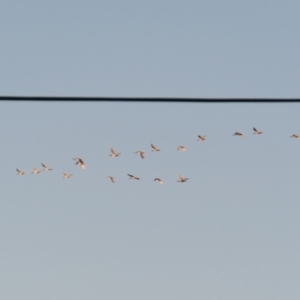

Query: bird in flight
[291,134,300,139]
[151,144,160,152]
[110,148,121,157]
[233,132,244,137]
[134,151,145,159]
[253,127,262,135]
[128,174,140,180]
[32,168,40,174]
[177,175,188,182]
[63,172,72,179]
[73,158,85,169]
[41,163,52,171]
[16,168,25,176]
[197,135,207,141]
[106,176,115,183]
[176,145,186,152]
[154,178,163,185]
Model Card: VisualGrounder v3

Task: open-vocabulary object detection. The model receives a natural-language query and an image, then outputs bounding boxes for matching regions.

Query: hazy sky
[1,0,300,98]
[1,1,300,300]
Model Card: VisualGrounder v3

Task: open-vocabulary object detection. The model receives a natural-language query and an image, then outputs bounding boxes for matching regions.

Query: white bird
[291,134,300,139]
[63,172,72,179]
[154,178,163,185]
[177,175,188,182]
[106,176,115,183]
[73,158,85,169]
[197,135,207,141]
[253,127,262,135]
[233,132,244,137]
[151,144,160,152]
[16,168,25,176]
[41,163,52,171]
[110,148,121,157]
[176,145,186,152]
[32,168,40,174]
[128,174,140,180]
[134,151,145,159]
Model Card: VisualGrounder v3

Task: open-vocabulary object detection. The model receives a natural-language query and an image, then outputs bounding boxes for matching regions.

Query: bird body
[154,178,163,185]
[63,172,72,179]
[41,163,52,171]
[177,175,188,182]
[73,158,85,169]
[32,168,40,174]
[253,127,262,135]
[197,135,206,141]
[106,176,115,183]
[16,168,25,175]
[110,148,120,157]
[176,145,186,151]
[233,132,244,137]
[128,174,140,180]
[291,134,300,139]
[134,151,145,159]
[151,144,160,152]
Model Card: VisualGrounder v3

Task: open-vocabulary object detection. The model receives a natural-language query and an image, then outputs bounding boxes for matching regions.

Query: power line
[0,96,299,102]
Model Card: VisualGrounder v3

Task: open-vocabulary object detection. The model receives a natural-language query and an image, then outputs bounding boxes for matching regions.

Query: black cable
[0,96,299,102]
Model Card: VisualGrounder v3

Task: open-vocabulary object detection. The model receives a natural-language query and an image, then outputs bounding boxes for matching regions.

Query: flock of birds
[15,128,300,184]
[16,158,84,179]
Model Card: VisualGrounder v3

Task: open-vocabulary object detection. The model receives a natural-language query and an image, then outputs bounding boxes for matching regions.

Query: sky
[0,1,300,300]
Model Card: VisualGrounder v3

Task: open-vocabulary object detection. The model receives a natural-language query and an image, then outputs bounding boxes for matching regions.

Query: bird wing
[151,144,158,150]
[111,148,116,155]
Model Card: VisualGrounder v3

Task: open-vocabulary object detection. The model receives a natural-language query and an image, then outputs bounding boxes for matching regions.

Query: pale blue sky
[0,1,300,300]
[1,0,300,97]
